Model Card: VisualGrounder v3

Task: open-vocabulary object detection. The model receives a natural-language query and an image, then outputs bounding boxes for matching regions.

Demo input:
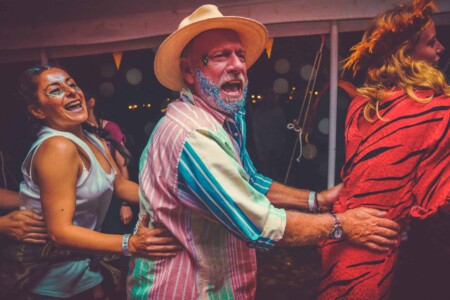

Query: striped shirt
[127,89,286,300]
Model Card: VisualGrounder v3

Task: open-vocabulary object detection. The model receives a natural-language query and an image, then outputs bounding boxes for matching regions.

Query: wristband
[314,192,320,212]
[122,234,132,256]
[121,201,130,207]
[308,191,318,213]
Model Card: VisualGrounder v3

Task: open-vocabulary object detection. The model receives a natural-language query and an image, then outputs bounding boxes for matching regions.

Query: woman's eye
[47,88,64,96]
[69,83,80,90]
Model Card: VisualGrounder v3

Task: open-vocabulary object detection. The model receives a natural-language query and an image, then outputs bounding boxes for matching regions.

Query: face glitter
[201,54,209,66]
[194,68,247,114]
[46,83,81,98]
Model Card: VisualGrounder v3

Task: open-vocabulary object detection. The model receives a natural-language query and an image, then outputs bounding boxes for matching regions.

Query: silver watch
[330,213,344,239]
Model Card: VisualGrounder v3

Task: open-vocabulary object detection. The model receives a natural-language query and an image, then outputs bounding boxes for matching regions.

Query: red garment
[319,90,450,299]
[103,120,125,143]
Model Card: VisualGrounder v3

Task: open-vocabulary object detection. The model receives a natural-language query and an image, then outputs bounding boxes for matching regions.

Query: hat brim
[154,16,268,91]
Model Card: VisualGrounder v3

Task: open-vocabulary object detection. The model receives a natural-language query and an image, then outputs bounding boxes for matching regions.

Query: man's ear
[28,104,45,120]
[180,58,195,85]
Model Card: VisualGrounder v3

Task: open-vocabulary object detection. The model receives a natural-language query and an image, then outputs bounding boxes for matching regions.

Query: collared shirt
[128,89,286,300]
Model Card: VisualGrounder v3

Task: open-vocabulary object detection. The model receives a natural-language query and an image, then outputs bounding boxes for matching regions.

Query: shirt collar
[180,88,228,125]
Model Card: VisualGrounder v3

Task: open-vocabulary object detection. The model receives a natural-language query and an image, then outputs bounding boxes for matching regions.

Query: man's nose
[226,52,246,73]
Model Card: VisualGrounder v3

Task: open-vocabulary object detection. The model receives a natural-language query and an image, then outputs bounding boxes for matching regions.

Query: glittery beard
[194,68,248,114]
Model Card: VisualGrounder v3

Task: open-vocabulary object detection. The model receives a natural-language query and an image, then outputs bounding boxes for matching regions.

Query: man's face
[412,21,445,65]
[183,29,249,114]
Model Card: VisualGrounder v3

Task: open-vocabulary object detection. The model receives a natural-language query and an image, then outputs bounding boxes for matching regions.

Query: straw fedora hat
[154,4,268,91]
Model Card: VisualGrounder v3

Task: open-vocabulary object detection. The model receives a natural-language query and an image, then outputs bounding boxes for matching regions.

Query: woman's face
[29,68,88,131]
[412,21,445,66]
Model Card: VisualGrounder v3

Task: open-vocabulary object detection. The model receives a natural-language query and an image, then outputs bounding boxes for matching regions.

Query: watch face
[332,227,344,239]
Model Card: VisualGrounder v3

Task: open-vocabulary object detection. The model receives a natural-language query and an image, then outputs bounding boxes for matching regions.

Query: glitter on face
[46,83,81,97]
[195,68,248,114]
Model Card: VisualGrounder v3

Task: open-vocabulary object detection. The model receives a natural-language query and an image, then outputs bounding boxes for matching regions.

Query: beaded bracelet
[122,234,132,256]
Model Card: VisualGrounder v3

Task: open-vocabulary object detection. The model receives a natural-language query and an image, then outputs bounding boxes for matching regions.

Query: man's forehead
[190,29,243,52]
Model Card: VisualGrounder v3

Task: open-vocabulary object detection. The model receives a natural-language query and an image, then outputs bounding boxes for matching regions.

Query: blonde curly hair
[344,0,450,121]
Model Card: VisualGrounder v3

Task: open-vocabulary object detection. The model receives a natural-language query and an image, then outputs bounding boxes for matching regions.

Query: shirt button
[233,133,238,137]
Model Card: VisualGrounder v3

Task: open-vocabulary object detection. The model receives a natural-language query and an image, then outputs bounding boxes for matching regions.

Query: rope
[284,36,326,184]
[0,150,6,188]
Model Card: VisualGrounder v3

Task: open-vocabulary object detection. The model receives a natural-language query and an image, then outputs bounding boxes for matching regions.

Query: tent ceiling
[1,0,449,63]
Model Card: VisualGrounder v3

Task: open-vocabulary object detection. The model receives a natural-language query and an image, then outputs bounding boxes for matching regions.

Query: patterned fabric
[318,90,450,299]
[128,89,286,300]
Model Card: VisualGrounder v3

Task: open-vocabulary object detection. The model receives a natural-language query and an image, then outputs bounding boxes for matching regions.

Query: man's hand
[339,208,400,252]
[0,210,48,244]
[317,183,343,212]
[128,214,181,258]
[120,205,133,225]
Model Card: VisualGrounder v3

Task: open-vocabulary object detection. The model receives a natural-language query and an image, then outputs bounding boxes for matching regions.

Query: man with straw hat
[128,4,400,299]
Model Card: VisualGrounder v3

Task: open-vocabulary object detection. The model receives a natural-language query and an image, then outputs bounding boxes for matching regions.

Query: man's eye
[212,54,226,60]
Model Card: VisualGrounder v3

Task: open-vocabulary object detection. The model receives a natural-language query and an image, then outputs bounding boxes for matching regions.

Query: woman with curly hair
[318,0,449,298]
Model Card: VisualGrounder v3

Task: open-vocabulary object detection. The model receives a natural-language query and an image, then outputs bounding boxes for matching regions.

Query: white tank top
[20,126,116,297]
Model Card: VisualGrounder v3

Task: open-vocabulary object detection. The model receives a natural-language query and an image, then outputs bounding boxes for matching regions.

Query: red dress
[318,90,450,299]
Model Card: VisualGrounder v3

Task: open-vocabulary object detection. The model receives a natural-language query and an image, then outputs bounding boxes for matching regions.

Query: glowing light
[318,118,330,135]
[275,58,290,74]
[251,95,255,99]
[252,99,257,103]
[314,91,319,95]
[302,143,318,160]
[99,82,115,98]
[273,78,289,94]
[126,68,143,85]
[161,108,167,113]
[257,95,261,100]
[289,96,293,100]
[292,86,296,91]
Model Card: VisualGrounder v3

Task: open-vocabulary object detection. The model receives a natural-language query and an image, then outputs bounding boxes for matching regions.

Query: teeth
[65,100,81,110]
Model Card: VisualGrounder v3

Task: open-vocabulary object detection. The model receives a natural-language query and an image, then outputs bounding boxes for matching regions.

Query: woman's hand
[0,210,48,243]
[128,214,181,258]
[120,205,133,225]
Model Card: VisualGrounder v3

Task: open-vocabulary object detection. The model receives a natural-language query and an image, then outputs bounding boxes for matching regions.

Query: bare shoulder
[34,136,79,161]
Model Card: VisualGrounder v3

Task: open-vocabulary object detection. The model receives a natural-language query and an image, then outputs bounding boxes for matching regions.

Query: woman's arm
[33,136,179,257]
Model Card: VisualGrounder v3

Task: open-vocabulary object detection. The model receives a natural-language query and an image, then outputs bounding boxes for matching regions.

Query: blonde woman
[318,0,449,298]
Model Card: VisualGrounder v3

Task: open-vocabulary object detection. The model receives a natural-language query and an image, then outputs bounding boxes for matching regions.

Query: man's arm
[0,188,20,209]
[266,181,342,212]
[279,208,399,252]
[267,182,399,251]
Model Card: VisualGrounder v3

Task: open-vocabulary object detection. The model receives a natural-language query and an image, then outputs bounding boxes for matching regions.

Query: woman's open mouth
[64,100,83,112]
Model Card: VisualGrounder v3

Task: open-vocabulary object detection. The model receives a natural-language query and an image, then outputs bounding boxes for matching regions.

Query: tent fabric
[1,0,449,63]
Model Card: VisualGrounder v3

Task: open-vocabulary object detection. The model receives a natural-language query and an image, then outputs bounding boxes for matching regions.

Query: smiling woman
[0,64,181,299]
